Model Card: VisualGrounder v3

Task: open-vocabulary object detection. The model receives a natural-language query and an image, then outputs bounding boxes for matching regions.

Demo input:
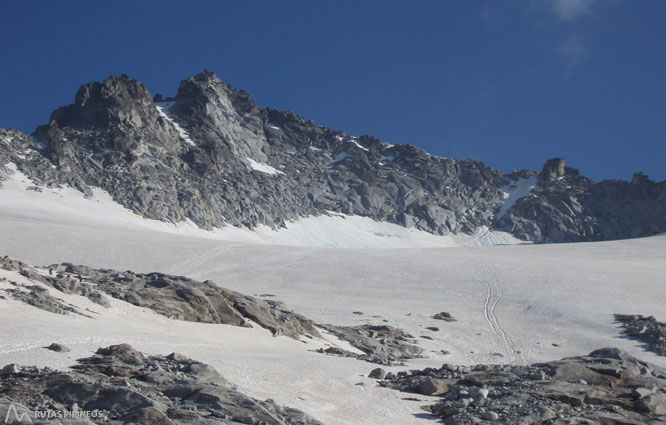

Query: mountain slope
[1,69,664,243]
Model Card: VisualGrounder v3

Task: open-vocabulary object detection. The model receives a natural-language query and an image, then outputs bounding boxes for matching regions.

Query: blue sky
[1,1,664,181]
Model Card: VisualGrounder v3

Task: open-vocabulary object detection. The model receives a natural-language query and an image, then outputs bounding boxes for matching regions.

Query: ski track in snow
[467,258,524,365]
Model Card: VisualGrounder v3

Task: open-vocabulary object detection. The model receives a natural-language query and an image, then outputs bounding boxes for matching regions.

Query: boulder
[418,378,455,396]
[46,342,70,353]
[636,393,666,415]
[432,312,456,322]
[368,368,386,379]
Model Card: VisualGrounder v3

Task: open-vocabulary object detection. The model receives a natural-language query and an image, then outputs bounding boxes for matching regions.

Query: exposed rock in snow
[379,347,666,424]
[615,314,666,357]
[0,343,324,425]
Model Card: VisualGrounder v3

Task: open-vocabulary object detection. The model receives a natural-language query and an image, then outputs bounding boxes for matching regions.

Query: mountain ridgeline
[1,69,664,243]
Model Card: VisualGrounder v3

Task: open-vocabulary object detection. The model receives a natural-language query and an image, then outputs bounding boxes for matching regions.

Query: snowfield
[1,167,665,425]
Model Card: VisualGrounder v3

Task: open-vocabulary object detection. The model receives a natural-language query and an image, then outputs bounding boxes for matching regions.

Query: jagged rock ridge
[1,69,665,243]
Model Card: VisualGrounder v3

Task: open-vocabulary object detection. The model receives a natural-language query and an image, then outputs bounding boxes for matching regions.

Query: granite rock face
[378,347,666,424]
[0,344,323,425]
[1,70,665,242]
[497,159,666,242]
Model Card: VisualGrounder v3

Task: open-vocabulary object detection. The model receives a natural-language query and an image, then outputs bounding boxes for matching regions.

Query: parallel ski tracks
[467,257,524,365]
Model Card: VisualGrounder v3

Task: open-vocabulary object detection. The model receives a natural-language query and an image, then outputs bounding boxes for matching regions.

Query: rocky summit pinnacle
[1,69,665,243]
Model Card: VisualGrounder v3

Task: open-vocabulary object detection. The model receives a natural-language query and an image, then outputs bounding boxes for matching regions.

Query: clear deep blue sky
[1,1,664,181]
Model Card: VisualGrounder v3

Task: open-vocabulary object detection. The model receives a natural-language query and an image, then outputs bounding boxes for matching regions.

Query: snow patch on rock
[155,102,196,146]
[495,176,537,220]
[246,158,283,175]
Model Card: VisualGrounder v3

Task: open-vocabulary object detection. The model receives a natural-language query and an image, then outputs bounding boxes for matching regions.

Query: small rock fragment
[46,342,70,352]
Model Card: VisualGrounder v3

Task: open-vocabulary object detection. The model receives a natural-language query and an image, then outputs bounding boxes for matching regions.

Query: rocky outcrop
[0,343,323,424]
[497,158,666,242]
[2,284,86,317]
[538,157,567,184]
[0,256,319,339]
[55,262,321,339]
[0,256,110,310]
[2,70,665,243]
[377,347,666,424]
[317,324,422,365]
[616,314,666,356]
[3,257,425,365]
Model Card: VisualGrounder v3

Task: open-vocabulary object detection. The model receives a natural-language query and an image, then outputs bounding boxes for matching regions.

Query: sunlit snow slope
[1,165,665,425]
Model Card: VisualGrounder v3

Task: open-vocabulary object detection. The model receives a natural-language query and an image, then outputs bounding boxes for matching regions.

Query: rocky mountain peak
[75,74,152,107]
[48,74,154,130]
[201,66,217,80]
[174,68,259,114]
[538,157,567,183]
[632,171,653,185]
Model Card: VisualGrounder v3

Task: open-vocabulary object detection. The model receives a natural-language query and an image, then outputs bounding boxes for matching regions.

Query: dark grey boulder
[46,343,70,353]
[368,368,386,379]
[432,312,456,322]
[636,393,666,416]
